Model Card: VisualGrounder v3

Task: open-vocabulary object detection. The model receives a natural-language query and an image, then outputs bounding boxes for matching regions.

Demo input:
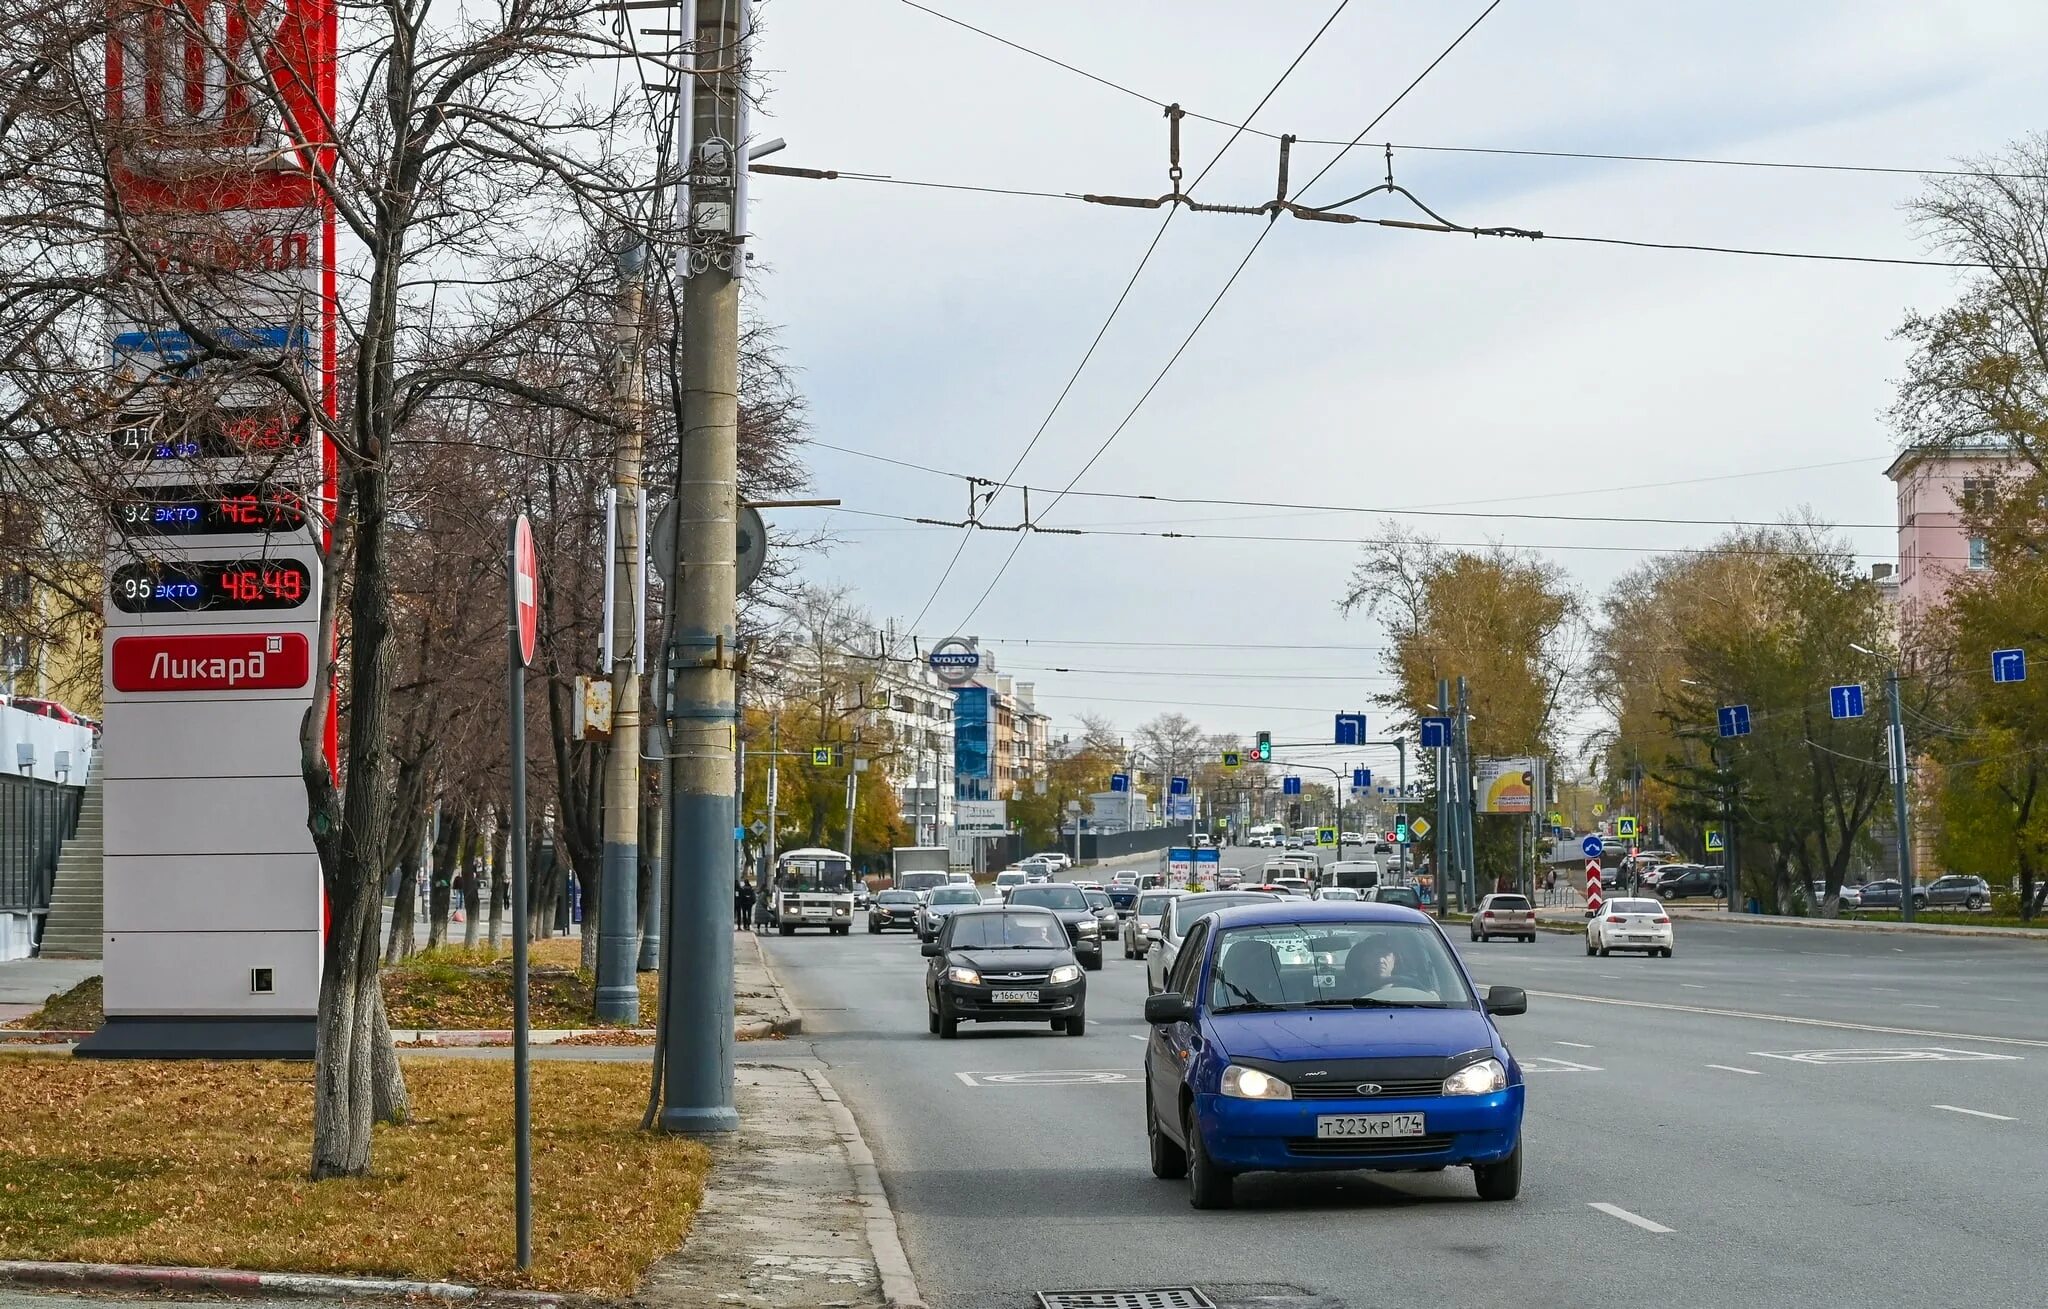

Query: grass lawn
[1848,910,2045,929]
[0,1055,708,1294]
[10,943,671,1035]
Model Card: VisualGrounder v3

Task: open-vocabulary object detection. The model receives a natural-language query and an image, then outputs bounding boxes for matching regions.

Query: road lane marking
[953,1072,976,1087]
[1590,1202,1674,1233]
[955,1069,1138,1087]
[1554,1041,1594,1048]
[1706,1064,1762,1075]
[1680,984,1706,989]
[1872,987,1902,993]
[1521,988,2048,1049]
[1933,1104,2016,1121]
[1129,1034,1148,1041]
[1754,1046,2021,1065]
[1524,1056,1603,1073]
[1903,1003,1941,1009]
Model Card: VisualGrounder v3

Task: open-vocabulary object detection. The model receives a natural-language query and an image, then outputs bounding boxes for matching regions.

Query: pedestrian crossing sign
[1221,750,1242,769]
[1704,825,1724,853]
[1616,816,1638,839]
[1317,827,1337,847]
[811,746,833,766]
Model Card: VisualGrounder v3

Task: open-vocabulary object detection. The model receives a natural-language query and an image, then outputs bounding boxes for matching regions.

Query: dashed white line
[953,1072,977,1087]
[1589,1202,1674,1233]
[1872,987,1903,993]
[1599,974,1622,980]
[1680,984,1707,989]
[1555,1041,1594,1049]
[1903,1003,1942,1010]
[1933,1104,2015,1122]
[1128,1034,1148,1041]
[1706,1064,1762,1076]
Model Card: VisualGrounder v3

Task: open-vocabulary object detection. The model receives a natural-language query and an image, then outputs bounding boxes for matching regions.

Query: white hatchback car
[1586,897,1675,957]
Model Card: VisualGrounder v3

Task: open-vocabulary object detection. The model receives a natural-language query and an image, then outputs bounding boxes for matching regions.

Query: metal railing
[0,772,80,915]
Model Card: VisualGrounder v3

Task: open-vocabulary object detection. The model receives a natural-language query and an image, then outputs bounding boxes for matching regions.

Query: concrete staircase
[37,755,103,959]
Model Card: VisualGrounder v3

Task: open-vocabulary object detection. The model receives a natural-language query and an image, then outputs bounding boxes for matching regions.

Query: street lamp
[1850,642,1915,923]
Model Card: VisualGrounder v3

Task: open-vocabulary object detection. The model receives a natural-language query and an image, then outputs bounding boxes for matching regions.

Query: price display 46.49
[110,559,312,614]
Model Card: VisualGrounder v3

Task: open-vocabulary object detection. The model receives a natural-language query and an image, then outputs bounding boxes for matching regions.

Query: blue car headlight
[1442,1057,1508,1096]
[1220,1064,1293,1101]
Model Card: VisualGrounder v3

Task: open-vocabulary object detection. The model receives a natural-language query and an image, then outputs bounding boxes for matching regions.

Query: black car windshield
[876,891,919,905]
[1374,887,1421,907]
[947,911,1067,950]
[927,888,980,906]
[1207,921,1475,1011]
[1008,884,1088,911]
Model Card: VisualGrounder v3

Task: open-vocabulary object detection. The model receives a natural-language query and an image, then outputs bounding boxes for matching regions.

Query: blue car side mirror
[1145,994,1194,1025]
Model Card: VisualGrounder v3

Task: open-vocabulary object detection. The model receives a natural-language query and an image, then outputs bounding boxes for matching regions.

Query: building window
[1961,478,1993,512]
[0,569,28,608]
[1968,537,1988,571]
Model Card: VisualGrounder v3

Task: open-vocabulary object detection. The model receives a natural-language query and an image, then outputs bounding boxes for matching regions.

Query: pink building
[1884,441,2014,631]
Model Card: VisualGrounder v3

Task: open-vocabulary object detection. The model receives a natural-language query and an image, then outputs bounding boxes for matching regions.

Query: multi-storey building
[1885,439,2017,631]
[871,654,955,846]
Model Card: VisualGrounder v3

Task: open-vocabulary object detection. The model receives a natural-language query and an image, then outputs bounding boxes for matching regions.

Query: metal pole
[764,712,779,916]
[659,0,746,1135]
[506,520,532,1269]
[1887,670,1915,923]
[1435,679,1450,913]
[1397,736,1407,881]
[1457,676,1477,906]
[596,244,647,1024]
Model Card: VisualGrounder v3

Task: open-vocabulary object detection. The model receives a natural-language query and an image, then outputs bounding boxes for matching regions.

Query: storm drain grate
[1037,1291,1216,1309]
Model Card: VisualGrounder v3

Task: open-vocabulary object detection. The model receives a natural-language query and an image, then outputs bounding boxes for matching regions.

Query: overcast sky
[723,0,2048,771]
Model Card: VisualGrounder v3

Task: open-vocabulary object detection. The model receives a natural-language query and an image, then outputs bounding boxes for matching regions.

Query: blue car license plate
[1316,1112,1426,1140]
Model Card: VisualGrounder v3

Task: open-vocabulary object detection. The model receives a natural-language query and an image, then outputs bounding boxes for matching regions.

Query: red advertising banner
[112,631,312,691]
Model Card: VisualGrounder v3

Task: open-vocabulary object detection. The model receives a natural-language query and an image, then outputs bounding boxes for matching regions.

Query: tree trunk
[384,801,428,963]
[427,805,463,949]
[461,840,481,950]
[369,977,411,1125]
[488,811,509,948]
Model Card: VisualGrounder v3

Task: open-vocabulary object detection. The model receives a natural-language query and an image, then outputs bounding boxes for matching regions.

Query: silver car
[1145,890,1280,993]
[1121,888,1184,960]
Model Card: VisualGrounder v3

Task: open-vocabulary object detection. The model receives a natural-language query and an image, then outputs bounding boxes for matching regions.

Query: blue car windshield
[1207,922,1474,1011]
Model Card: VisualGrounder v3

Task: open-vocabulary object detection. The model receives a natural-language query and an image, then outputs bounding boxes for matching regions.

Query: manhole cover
[1038,1291,1215,1309]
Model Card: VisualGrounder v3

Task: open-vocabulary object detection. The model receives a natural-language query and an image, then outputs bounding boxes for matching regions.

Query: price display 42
[110,559,312,614]
[113,484,310,536]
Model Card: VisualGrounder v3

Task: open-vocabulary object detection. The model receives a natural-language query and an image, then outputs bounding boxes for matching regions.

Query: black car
[1655,866,1726,901]
[1003,882,1105,969]
[922,906,1087,1038]
[867,889,921,933]
[1363,884,1423,910]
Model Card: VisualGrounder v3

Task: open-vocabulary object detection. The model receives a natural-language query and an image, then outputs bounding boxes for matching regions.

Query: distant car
[917,886,985,940]
[948,871,974,885]
[1807,881,1861,913]
[1030,851,1074,872]
[1363,884,1423,911]
[1654,867,1725,901]
[923,906,1087,1038]
[853,884,872,910]
[1110,871,1140,886]
[1853,879,1926,911]
[1016,856,1058,878]
[1082,887,1121,940]
[1215,869,1243,890]
[1138,872,1167,890]
[1283,836,1304,850]
[1341,832,1366,846]
[867,889,921,933]
[1317,886,1361,901]
[1003,882,1105,969]
[1471,893,1535,943]
[1271,878,1315,899]
[991,869,1029,901]
[1924,875,1991,909]
[1124,888,1185,960]
[1586,897,1674,957]
[1146,890,1282,994]
[2,696,84,725]
[1141,901,1527,1209]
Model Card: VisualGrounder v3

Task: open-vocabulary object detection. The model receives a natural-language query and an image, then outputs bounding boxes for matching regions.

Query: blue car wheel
[1186,1104,1234,1209]
[1474,1139,1522,1201]
[1146,1077,1186,1180]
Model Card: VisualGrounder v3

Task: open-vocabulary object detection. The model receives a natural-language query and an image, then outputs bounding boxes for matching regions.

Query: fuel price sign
[110,557,313,614]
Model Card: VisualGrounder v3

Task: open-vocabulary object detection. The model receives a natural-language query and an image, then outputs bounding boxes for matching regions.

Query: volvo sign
[928,636,982,686]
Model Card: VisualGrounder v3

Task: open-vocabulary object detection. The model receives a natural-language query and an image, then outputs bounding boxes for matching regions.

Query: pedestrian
[734,879,755,930]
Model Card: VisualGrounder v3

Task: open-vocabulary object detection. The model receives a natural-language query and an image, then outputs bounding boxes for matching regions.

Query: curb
[0,1259,570,1304]
[1663,909,2048,941]
[802,1069,926,1309]
[735,1014,802,1041]
[747,933,804,1038]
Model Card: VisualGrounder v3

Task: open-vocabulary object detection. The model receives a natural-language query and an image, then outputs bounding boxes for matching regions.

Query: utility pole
[1885,669,1915,923]
[1435,678,1450,913]
[596,241,647,1024]
[1396,736,1407,880]
[1457,676,1477,907]
[659,0,747,1135]
[764,711,779,906]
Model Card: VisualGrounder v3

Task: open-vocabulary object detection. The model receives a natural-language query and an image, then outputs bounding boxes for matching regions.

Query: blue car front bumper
[1195,1085,1524,1173]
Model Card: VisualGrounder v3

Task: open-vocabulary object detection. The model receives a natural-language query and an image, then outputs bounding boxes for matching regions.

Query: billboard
[85,0,336,1059]
[955,800,1007,834]
[952,685,990,784]
[1477,758,1537,814]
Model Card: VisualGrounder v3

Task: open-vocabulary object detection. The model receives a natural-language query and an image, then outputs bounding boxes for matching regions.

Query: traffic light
[1256,730,1272,762]
[1394,814,1410,844]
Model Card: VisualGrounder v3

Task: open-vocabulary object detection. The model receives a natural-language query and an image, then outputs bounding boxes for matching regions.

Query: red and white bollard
[1585,859,1603,916]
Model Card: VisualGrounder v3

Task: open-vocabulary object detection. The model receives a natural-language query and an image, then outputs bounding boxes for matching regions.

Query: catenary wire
[950,1,1507,632]
[898,1,1353,642]
[891,0,2045,183]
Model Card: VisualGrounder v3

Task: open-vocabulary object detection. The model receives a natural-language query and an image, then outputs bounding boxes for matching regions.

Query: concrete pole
[659,0,745,1135]
[1887,669,1916,923]
[596,246,646,1024]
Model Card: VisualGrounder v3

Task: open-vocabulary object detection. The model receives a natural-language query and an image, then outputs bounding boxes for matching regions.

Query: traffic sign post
[1418,717,1451,749]
[1829,684,1866,720]
[1615,816,1638,840]
[1282,776,1302,796]
[1170,776,1190,796]
[1409,816,1431,840]
[1717,704,1752,738]
[1585,859,1603,916]
[1317,827,1337,848]
[507,513,539,1269]
[1704,825,1724,853]
[1110,772,1130,793]
[1352,767,1371,789]
[1581,834,1603,860]
[1334,712,1368,746]
[1220,750,1242,769]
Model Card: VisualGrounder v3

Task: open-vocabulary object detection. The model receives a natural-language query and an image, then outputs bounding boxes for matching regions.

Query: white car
[1029,851,1073,871]
[1341,831,1366,846]
[1146,890,1282,993]
[1317,886,1361,901]
[1270,878,1315,899]
[1586,898,1674,958]
[989,869,1029,901]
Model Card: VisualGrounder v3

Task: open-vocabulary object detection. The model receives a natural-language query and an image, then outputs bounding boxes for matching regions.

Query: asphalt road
[765,846,2047,1309]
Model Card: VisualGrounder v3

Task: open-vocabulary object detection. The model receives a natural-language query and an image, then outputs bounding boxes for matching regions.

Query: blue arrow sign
[1352,767,1372,789]
[1169,776,1190,796]
[1581,834,1604,859]
[1334,712,1368,746]
[1993,648,2027,684]
[1829,683,1866,720]
[1418,716,1451,749]
[1717,704,1752,738]
[1282,776,1303,796]
[1109,772,1130,793]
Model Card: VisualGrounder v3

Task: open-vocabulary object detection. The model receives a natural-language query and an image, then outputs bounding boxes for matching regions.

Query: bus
[770,847,856,935]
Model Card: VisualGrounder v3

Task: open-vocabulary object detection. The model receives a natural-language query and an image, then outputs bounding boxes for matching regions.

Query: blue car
[1141,901,1527,1209]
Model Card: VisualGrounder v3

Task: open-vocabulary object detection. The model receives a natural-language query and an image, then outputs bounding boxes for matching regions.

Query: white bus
[771,847,856,935]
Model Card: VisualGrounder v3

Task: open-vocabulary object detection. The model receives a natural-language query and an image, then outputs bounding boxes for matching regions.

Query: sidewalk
[0,956,96,1024]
